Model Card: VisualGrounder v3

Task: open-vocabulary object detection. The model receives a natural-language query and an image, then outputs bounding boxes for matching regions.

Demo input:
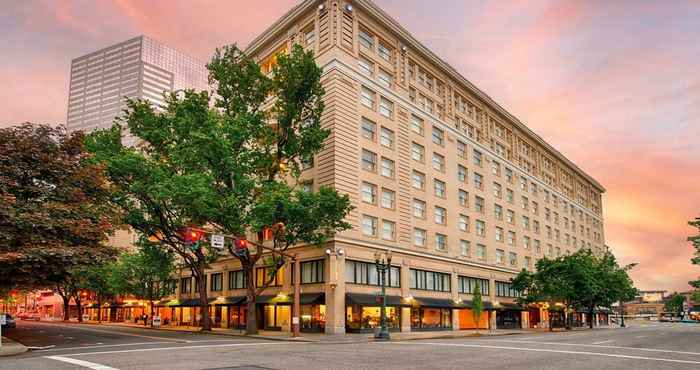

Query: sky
[1,0,698,293]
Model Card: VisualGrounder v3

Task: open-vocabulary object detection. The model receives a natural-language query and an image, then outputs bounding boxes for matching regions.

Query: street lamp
[374,250,392,341]
[620,300,626,328]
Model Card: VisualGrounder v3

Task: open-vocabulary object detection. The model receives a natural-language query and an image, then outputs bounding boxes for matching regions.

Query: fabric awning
[345,293,409,307]
[255,293,325,305]
[409,297,461,308]
[496,302,525,311]
[212,296,246,306]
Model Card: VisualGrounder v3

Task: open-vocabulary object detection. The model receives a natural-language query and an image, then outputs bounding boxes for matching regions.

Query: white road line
[635,336,647,339]
[465,339,700,356]
[33,323,185,342]
[391,342,700,365]
[56,342,293,357]
[34,341,179,352]
[45,355,119,370]
[592,340,614,344]
[33,339,251,353]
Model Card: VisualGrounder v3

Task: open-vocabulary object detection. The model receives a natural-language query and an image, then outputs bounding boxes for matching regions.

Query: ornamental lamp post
[374,250,392,341]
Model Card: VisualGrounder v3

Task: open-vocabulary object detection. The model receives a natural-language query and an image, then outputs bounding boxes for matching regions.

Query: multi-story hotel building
[144,0,608,334]
[66,35,208,145]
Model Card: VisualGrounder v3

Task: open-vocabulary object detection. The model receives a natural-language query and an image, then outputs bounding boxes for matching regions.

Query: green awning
[255,293,325,305]
[345,293,409,307]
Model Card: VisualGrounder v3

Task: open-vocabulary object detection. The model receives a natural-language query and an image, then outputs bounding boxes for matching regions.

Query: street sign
[211,234,225,250]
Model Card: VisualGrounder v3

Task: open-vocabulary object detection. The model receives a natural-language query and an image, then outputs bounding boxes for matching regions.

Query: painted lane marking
[33,339,250,352]
[462,339,700,356]
[592,340,614,344]
[391,342,700,365]
[635,336,647,339]
[45,355,119,370]
[33,323,185,342]
[55,342,294,357]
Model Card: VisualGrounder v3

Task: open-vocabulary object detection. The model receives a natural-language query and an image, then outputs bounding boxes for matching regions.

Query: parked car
[1,314,17,329]
[22,312,41,321]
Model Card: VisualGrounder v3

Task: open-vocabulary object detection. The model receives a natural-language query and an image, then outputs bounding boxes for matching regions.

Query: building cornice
[244,0,605,193]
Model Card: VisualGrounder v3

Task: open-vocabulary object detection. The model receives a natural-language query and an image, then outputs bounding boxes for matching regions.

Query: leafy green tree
[77,262,118,323]
[665,292,685,316]
[472,281,484,333]
[108,240,175,325]
[0,123,121,291]
[86,44,352,333]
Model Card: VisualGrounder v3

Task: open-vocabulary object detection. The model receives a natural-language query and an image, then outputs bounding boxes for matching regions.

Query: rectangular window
[228,270,247,290]
[414,228,427,247]
[378,41,392,62]
[473,150,482,166]
[506,209,515,224]
[509,252,517,267]
[475,196,485,213]
[459,190,469,207]
[493,182,502,198]
[346,259,400,287]
[434,206,446,225]
[458,165,467,183]
[381,188,395,209]
[495,226,504,242]
[360,86,375,109]
[380,157,394,178]
[494,204,503,220]
[411,142,424,162]
[358,27,374,49]
[413,199,426,218]
[496,281,521,297]
[506,189,514,204]
[210,273,223,291]
[495,249,505,264]
[505,168,513,183]
[378,68,393,87]
[256,266,284,287]
[477,244,486,260]
[361,149,377,171]
[361,117,376,140]
[409,268,451,292]
[361,182,377,204]
[362,215,378,236]
[507,231,516,247]
[434,179,446,198]
[459,214,469,232]
[474,172,483,190]
[411,114,424,135]
[381,220,396,241]
[380,127,394,148]
[300,260,324,284]
[432,127,444,146]
[457,141,467,159]
[358,56,374,77]
[180,277,192,293]
[458,276,490,295]
[379,97,394,118]
[476,220,486,237]
[433,153,445,172]
[460,240,471,257]
[435,233,447,251]
[412,171,425,190]
[492,161,501,176]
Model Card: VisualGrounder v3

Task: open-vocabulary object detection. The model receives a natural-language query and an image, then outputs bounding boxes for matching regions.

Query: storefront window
[300,304,326,332]
[228,305,247,329]
[411,307,451,330]
[346,305,400,332]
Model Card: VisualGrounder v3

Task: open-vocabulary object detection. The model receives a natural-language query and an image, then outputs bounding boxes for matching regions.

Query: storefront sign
[153,315,162,327]
[292,316,299,325]
[211,234,225,249]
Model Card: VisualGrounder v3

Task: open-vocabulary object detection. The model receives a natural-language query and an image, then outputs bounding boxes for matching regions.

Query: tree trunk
[565,308,571,330]
[76,297,83,322]
[97,297,101,323]
[60,295,70,321]
[150,299,155,327]
[245,266,258,335]
[548,312,553,332]
[589,307,595,329]
[196,270,211,331]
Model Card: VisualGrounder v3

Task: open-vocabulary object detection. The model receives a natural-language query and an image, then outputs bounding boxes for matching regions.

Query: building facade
[66,35,208,145]
[152,0,606,334]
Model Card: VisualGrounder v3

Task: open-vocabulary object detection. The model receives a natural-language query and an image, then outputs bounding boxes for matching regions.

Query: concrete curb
[0,337,29,357]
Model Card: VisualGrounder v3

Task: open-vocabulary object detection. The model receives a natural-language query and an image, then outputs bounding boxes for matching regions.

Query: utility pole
[292,255,300,338]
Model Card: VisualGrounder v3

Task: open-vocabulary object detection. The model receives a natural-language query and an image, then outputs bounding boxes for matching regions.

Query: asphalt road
[3,320,700,369]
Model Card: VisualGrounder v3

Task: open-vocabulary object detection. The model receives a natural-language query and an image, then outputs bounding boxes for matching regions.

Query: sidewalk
[0,337,29,357]
[82,320,530,343]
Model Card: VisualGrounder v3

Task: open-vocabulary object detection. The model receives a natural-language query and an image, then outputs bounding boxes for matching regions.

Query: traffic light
[182,228,204,243]
[234,238,248,251]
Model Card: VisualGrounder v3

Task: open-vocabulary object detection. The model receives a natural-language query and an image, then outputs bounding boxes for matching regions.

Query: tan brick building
[155,0,606,334]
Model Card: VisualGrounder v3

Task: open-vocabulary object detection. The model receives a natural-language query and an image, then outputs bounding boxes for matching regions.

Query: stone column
[451,270,459,331]
[489,276,497,330]
[521,311,529,329]
[400,259,411,332]
[452,309,460,331]
[325,250,346,334]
